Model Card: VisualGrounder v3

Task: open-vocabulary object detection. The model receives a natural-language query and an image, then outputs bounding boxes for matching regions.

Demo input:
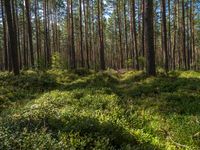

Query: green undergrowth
[0,69,199,149]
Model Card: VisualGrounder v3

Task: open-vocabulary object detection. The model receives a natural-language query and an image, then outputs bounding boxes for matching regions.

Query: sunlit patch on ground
[0,69,200,149]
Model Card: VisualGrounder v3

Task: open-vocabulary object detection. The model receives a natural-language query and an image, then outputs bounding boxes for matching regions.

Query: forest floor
[0,69,200,150]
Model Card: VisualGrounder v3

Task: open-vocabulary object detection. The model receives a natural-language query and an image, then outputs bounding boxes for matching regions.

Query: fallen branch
[161,128,189,149]
[168,136,189,149]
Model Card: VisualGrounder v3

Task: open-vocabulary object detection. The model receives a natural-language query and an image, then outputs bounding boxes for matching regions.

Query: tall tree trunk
[15,0,22,70]
[191,0,196,69]
[25,0,34,67]
[168,0,172,69]
[142,0,145,59]
[83,0,90,69]
[132,0,139,70]
[4,0,19,75]
[70,0,76,69]
[43,0,51,67]
[116,1,123,69]
[35,0,40,67]
[1,0,8,70]
[177,0,181,69]
[91,0,96,69]
[173,0,177,70]
[22,1,27,69]
[144,0,156,76]
[186,0,190,70]
[161,0,169,72]
[79,0,84,67]
[182,0,187,69]
[97,0,105,70]
[124,0,129,68]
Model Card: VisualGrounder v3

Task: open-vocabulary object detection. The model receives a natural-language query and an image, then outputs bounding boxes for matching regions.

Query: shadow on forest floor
[52,70,200,116]
[1,70,200,116]
[0,70,200,149]
[117,72,200,116]
[0,71,61,112]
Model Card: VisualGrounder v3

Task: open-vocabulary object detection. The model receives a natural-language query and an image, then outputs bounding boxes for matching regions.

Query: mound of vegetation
[0,70,199,149]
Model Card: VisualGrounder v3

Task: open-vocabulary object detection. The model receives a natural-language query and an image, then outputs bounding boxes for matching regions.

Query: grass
[0,69,200,150]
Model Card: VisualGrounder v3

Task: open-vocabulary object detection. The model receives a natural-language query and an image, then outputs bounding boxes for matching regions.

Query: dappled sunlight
[0,70,200,149]
[2,0,200,148]
[178,71,200,79]
[0,88,155,149]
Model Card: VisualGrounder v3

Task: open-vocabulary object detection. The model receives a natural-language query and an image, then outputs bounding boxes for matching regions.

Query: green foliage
[138,56,146,67]
[72,68,91,76]
[37,57,46,70]
[125,59,133,68]
[0,70,200,149]
[51,52,64,70]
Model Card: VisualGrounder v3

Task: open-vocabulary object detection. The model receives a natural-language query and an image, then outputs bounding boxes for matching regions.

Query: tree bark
[182,0,187,69]
[97,0,105,70]
[161,0,169,72]
[25,0,34,67]
[144,0,156,76]
[4,0,19,75]
[79,0,84,68]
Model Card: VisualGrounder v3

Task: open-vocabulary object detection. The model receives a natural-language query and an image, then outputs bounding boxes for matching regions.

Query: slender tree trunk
[43,0,51,67]
[25,0,34,67]
[70,0,76,69]
[83,0,90,69]
[161,0,169,72]
[97,0,105,70]
[191,0,196,69]
[182,0,187,69]
[35,0,40,66]
[124,0,129,68]
[116,1,123,69]
[130,0,134,68]
[79,0,84,67]
[168,0,172,69]
[43,0,47,67]
[142,0,145,59]
[22,2,27,69]
[132,0,139,70]
[173,0,177,70]
[87,0,92,68]
[177,0,181,69]
[47,0,51,67]
[186,1,190,70]
[91,0,96,69]
[15,0,22,70]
